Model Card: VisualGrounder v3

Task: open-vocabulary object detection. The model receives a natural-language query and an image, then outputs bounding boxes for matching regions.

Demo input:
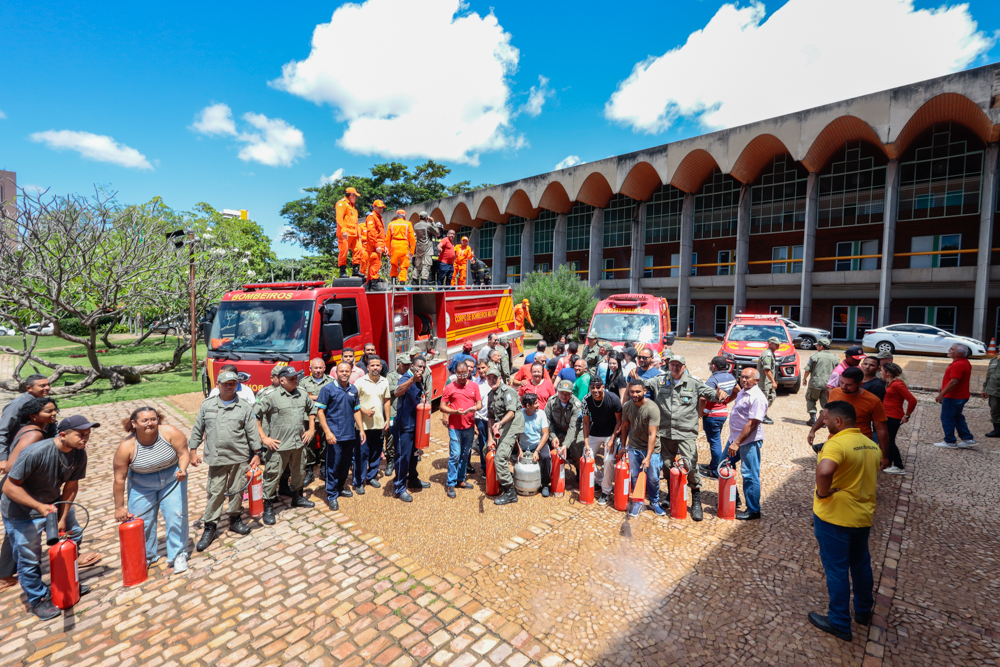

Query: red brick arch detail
[670,149,722,193]
[408,212,420,223]
[430,207,447,224]
[450,202,473,227]
[888,93,997,158]
[504,189,538,220]
[475,196,504,224]
[730,134,795,184]
[537,181,572,214]
[801,116,887,173]
[575,172,614,208]
[618,162,663,201]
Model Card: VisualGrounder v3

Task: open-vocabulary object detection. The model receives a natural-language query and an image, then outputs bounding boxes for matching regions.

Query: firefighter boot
[352,265,362,278]
[303,466,315,487]
[339,266,347,279]
[690,489,704,522]
[986,424,1000,438]
[291,490,315,508]
[262,499,276,525]
[196,523,217,552]
[493,485,518,506]
[229,515,251,536]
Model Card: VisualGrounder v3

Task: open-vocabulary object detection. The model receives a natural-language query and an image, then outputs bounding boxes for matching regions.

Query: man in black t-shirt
[1,415,99,620]
[582,377,623,505]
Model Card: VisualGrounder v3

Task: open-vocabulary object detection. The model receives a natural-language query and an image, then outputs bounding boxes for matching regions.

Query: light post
[167,229,198,382]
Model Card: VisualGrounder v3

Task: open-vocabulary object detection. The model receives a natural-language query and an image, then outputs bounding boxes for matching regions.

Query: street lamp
[166,229,197,382]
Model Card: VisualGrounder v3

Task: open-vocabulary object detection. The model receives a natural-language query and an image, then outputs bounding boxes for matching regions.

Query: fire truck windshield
[209,301,312,353]
[727,324,790,343]
[588,314,659,344]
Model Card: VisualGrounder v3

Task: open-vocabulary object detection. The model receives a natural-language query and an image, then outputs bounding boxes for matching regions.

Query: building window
[603,193,635,248]
[769,305,802,322]
[505,217,525,258]
[910,234,961,269]
[602,258,627,280]
[533,262,550,273]
[669,253,697,277]
[906,305,957,333]
[715,304,733,336]
[643,255,654,278]
[533,209,556,255]
[751,155,808,234]
[646,184,683,244]
[566,202,593,252]
[771,245,803,273]
[818,142,886,228]
[717,250,733,275]
[506,264,521,284]
[899,123,983,220]
[670,305,696,334]
[694,170,740,239]
[480,221,496,261]
[834,240,879,271]
[832,305,874,341]
[566,260,581,273]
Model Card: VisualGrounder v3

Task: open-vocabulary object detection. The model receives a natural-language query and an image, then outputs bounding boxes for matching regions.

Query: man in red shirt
[437,229,457,287]
[511,354,550,388]
[440,360,482,497]
[934,343,975,449]
[517,362,556,407]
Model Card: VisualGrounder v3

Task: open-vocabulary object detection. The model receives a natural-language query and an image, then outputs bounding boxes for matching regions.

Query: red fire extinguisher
[613,450,630,512]
[415,396,430,450]
[247,465,264,519]
[120,518,148,587]
[46,502,90,609]
[717,462,736,520]
[551,446,565,496]
[578,450,595,505]
[485,447,500,496]
[670,457,688,520]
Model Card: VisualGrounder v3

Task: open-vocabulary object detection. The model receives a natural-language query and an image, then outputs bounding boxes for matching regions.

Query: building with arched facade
[408,64,1000,343]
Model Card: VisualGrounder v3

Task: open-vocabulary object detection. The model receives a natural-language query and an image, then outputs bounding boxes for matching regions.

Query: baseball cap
[373,199,386,208]
[486,364,502,377]
[270,364,284,376]
[419,211,428,218]
[277,366,304,380]
[669,355,686,366]
[345,187,358,195]
[395,209,406,216]
[217,370,239,383]
[462,341,473,351]
[876,350,894,359]
[556,379,574,393]
[461,236,468,242]
[58,415,101,432]
[845,345,865,360]
[396,353,412,365]
[767,336,781,345]
[818,337,832,347]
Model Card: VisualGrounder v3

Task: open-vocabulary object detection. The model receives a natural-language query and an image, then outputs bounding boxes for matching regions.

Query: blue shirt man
[393,360,428,499]
[316,363,364,506]
[448,342,477,374]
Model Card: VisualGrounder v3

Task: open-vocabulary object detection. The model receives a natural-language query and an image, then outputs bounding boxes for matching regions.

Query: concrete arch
[888,92,997,158]
[573,171,614,208]
[537,181,572,214]
[430,207,447,224]
[618,161,663,201]
[451,202,473,227]
[408,212,420,223]
[730,134,796,184]
[800,116,887,173]
[670,149,722,194]
[504,189,538,220]
[474,196,504,224]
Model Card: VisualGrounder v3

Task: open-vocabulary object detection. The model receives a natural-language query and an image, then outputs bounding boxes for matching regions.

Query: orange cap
[373,199,386,208]
[396,209,406,215]
[345,187,358,195]
[461,236,469,242]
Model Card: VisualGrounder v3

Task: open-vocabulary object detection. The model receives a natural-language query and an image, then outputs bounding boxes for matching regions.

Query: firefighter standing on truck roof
[412,212,439,286]
[757,337,779,425]
[300,358,334,487]
[388,210,415,285]
[360,200,387,288]
[336,186,362,279]
[513,299,532,331]
[453,236,474,287]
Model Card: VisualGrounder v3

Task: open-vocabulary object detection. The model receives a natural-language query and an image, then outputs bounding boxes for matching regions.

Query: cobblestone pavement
[0,342,997,666]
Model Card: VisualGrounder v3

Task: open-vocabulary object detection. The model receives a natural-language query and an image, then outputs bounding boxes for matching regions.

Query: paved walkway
[0,343,996,666]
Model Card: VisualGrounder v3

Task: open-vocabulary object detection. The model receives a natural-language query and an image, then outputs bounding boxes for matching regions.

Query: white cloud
[190,103,237,136]
[271,0,522,165]
[28,130,153,169]
[555,155,581,170]
[320,168,344,185]
[236,112,306,167]
[606,0,995,133]
[522,76,553,117]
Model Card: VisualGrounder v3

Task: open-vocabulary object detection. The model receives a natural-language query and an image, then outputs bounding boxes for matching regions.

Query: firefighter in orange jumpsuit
[387,210,415,284]
[452,236,475,287]
[360,199,387,286]
[336,186,361,278]
[514,298,533,331]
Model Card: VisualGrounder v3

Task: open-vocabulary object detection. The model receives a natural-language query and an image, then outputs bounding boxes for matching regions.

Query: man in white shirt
[472,359,492,476]
[724,368,768,520]
[208,364,256,404]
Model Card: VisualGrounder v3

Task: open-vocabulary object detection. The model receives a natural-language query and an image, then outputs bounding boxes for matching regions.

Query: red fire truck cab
[202,279,523,399]
[716,313,801,393]
[586,293,675,354]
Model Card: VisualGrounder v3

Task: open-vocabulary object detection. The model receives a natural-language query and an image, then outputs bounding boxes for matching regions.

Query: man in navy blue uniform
[316,362,365,511]
[393,357,430,502]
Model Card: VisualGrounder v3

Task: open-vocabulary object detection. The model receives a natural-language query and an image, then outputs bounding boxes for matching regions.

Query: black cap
[57,415,101,432]
[845,345,865,360]
[277,366,304,380]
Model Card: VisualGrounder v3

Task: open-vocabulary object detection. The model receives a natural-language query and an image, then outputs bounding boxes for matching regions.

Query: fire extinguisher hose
[225,447,272,498]
[131,480,181,521]
[45,501,91,546]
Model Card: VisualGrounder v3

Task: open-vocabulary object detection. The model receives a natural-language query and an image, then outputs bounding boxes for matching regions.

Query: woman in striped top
[881,363,917,475]
[112,407,191,573]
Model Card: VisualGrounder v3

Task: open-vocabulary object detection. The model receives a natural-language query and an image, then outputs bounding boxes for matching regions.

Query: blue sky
[3,0,999,259]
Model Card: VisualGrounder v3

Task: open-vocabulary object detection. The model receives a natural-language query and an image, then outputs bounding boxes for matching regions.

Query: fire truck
[201,279,523,399]
[585,293,675,354]
[716,313,801,392]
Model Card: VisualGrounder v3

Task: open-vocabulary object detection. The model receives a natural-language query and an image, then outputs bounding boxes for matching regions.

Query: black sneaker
[32,598,60,621]
[79,583,92,596]
[369,479,381,488]
[397,491,414,503]
[355,485,366,495]
[339,488,354,498]
[762,416,774,425]
[596,492,609,506]
[407,480,431,490]
[327,498,339,511]
[446,486,456,499]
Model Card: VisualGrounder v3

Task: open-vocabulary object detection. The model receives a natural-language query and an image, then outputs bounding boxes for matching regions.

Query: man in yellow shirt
[809,400,887,642]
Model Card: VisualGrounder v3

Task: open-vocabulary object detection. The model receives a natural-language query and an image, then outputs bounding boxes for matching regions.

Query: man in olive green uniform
[189,371,263,551]
[757,336,779,425]
[582,337,602,371]
[487,364,524,506]
[643,355,722,521]
[384,355,411,473]
[255,366,317,524]
[478,334,511,380]
[300,357,334,485]
[983,354,1000,437]
[257,365,282,400]
[803,337,839,426]
[546,379,584,475]
[412,212,440,286]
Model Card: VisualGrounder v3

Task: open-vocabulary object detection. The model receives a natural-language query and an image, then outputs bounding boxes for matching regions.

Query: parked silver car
[861,324,986,357]
[779,318,831,350]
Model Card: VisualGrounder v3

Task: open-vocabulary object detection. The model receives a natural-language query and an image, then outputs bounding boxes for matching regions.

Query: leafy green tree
[513,265,598,344]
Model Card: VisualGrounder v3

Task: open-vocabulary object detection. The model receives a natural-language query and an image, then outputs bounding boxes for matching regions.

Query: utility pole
[189,231,197,382]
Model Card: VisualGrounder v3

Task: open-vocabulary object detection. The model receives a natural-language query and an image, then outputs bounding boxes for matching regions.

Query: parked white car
[861,324,986,357]
[779,318,831,350]
[0,325,15,336]
[26,323,55,335]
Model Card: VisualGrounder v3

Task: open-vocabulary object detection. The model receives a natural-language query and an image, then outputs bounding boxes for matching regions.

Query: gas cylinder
[415,398,431,450]
[613,454,630,512]
[119,518,148,587]
[247,466,264,519]
[550,447,565,497]
[49,537,80,609]
[485,448,500,496]
[578,452,595,505]
[669,458,688,520]
[717,462,736,521]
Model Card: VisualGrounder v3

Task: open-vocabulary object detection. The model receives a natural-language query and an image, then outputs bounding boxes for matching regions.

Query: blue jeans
[128,465,188,565]
[393,428,420,495]
[703,416,727,471]
[727,440,762,514]
[438,263,454,286]
[813,514,874,635]
[447,427,475,486]
[474,418,489,467]
[940,397,972,443]
[326,439,353,499]
[627,449,661,505]
[3,509,82,606]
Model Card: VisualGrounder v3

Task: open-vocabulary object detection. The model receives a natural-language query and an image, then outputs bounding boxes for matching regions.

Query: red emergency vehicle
[202,280,523,399]
[716,313,801,392]
[586,293,675,354]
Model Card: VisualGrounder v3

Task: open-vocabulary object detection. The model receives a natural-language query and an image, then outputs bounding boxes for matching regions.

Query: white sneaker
[958,439,978,448]
[173,553,188,573]
[933,441,959,448]
[882,465,906,475]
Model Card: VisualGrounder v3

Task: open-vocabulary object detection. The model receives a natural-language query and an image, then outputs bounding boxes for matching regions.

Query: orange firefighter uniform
[360,200,387,281]
[336,187,361,271]
[514,299,533,330]
[453,238,475,287]
[387,210,416,283]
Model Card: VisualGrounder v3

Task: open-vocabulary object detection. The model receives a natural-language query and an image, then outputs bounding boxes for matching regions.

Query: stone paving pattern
[0,341,997,666]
